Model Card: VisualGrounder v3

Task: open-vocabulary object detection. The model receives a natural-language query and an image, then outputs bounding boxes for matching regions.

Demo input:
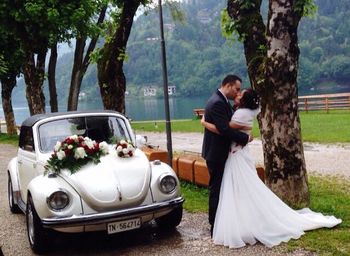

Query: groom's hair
[221,74,242,87]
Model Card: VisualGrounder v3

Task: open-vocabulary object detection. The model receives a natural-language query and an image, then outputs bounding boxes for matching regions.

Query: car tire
[155,205,183,230]
[26,194,50,253]
[8,173,21,214]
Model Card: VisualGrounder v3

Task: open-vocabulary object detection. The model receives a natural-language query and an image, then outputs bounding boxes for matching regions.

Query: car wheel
[26,194,50,253]
[155,205,183,230]
[8,173,21,214]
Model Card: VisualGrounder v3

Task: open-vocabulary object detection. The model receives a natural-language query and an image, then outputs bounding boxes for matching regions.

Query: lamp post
[158,0,173,166]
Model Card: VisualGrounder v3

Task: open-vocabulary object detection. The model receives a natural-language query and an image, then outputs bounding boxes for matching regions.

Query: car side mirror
[135,135,147,148]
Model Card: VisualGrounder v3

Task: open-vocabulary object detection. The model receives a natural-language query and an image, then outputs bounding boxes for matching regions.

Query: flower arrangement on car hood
[45,135,109,175]
[116,139,135,158]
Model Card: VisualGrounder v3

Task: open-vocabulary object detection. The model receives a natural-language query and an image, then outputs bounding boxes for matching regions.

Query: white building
[168,85,176,95]
[143,85,176,97]
[144,86,157,97]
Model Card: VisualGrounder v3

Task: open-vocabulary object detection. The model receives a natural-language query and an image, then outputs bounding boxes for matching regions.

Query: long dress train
[212,145,342,248]
[212,107,341,248]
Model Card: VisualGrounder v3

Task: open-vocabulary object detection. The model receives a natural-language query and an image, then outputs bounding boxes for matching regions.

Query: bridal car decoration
[45,135,109,174]
[116,139,135,158]
[7,111,183,254]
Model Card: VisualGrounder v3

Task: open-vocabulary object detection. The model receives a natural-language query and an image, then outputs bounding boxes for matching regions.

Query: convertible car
[7,111,184,253]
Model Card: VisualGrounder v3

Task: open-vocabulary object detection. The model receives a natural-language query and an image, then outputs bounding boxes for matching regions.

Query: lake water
[3,84,349,125]
[0,96,209,125]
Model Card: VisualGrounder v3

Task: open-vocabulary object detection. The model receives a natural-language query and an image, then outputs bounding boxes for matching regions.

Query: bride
[201,88,342,248]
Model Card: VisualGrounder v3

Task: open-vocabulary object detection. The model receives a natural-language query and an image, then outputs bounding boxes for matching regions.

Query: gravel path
[140,132,350,178]
[0,142,318,255]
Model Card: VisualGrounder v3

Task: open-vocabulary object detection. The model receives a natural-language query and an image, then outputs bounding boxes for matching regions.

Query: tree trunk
[67,37,86,111]
[23,49,47,115]
[261,0,309,207]
[48,43,58,112]
[227,0,267,92]
[0,75,17,134]
[227,0,309,207]
[97,1,139,113]
[67,6,107,111]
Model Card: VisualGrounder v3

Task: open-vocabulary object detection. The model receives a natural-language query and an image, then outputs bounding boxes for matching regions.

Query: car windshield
[38,116,132,153]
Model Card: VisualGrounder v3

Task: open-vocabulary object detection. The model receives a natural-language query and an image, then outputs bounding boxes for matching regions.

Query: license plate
[107,218,141,234]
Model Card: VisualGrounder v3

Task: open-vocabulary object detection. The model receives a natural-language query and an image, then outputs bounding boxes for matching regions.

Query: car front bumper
[41,196,184,229]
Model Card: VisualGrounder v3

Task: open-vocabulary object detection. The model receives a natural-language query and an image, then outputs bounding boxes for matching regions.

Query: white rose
[122,148,128,154]
[85,139,94,149]
[74,147,87,159]
[99,142,109,154]
[70,135,79,142]
[119,139,126,145]
[116,145,123,152]
[54,141,61,151]
[68,145,73,150]
[57,150,66,160]
[127,144,134,150]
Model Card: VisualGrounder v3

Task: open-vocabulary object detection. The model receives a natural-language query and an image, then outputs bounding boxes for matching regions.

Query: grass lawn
[131,110,350,143]
[181,175,350,256]
[0,133,18,146]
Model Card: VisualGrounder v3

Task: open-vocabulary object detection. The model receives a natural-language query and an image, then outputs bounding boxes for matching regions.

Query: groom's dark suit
[202,90,249,233]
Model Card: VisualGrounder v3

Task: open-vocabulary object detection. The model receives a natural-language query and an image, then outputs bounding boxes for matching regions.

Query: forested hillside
[13,0,350,104]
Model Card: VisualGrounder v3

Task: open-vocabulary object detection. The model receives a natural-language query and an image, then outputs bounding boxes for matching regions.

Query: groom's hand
[248,134,254,143]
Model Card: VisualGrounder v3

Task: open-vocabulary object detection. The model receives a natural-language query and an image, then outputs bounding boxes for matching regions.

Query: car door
[17,126,39,202]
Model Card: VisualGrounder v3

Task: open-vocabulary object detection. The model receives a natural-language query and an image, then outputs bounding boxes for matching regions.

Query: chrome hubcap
[27,203,35,245]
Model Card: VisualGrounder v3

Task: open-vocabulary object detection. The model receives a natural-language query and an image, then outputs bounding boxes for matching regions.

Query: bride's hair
[240,88,259,110]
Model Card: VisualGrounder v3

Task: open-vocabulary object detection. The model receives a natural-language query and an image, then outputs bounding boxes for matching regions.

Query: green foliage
[0,5,25,80]
[1,0,103,51]
[310,46,323,62]
[0,55,8,76]
[220,9,240,42]
[9,0,350,103]
[166,1,186,24]
[294,0,317,17]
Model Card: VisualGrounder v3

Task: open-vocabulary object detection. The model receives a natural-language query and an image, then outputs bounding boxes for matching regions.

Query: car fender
[7,157,20,191]
[149,161,181,203]
[27,174,84,220]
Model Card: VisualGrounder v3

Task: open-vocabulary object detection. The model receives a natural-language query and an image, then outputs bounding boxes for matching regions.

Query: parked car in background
[7,111,183,253]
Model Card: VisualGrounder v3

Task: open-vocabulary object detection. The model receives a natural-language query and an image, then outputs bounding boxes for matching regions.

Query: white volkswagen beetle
[7,111,183,253]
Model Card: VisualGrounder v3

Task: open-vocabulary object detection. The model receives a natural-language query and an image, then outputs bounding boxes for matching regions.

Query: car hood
[60,149,151,211]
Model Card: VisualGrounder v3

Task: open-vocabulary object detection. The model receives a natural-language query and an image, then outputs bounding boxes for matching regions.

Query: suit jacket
[202,90,249,163]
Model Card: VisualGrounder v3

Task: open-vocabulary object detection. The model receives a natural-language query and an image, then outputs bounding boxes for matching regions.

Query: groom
[201,74,250,237]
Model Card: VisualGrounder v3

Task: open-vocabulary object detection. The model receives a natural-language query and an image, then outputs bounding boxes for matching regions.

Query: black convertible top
[21,110,121,127]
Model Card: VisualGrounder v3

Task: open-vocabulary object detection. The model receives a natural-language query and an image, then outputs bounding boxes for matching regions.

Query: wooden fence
[193,93,350,117]
[298,93,350,112]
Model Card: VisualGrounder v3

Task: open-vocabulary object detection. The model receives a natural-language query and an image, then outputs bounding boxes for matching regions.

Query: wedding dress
[212,108,342,248]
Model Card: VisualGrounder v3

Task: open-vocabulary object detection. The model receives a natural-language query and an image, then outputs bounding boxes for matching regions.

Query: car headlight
[159,175,177,194]
[47,190,70,211]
